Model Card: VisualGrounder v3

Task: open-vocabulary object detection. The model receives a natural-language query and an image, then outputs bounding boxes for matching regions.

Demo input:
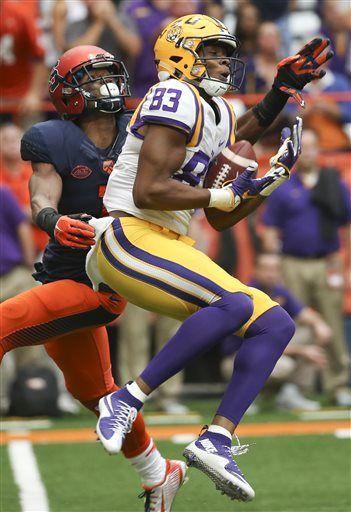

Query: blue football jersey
[21,112,131,285]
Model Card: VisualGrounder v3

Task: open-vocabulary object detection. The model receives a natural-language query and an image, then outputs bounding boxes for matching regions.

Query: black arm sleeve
[35,207,61,237]
[252,87,289,127]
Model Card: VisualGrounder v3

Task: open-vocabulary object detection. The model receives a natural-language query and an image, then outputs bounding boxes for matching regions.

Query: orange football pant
[0,279,150,458]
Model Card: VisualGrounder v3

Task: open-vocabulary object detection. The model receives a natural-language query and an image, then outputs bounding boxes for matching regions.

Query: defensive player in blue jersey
[0,45,187,512]
[86,15,333,502]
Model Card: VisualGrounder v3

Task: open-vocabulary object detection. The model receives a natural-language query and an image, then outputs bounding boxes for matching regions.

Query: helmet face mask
[68,60,130,114]
[49,46,131,119]
[187,37,246,96]
[155,15,246,97]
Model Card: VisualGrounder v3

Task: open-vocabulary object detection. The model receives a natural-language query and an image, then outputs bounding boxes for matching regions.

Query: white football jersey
[104,78,236,235]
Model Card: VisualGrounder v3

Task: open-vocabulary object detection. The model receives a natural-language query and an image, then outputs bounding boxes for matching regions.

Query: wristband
[35,207,61,237]
[208,188,240,212]
[252,87,289,127]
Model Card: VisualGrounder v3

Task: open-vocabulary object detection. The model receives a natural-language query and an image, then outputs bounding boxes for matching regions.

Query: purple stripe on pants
[111,219,226,298]
[101,234,208,308]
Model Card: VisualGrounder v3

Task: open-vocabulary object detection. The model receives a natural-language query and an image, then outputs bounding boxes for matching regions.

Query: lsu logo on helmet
[166,21,183,43]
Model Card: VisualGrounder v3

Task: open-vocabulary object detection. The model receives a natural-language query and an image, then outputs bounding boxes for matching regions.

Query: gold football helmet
[154,15,245,97]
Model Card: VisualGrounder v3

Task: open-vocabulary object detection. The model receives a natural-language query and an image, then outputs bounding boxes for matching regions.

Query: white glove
[260,117,303,197]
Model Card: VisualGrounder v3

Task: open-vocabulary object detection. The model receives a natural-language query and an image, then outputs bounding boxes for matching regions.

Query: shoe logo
[199,439,218,453]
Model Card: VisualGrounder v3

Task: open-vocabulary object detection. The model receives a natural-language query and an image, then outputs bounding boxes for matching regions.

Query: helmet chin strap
[97,83,123,112]
[197,74,230,97]
[157,67,230,97]
[96,99,123,113]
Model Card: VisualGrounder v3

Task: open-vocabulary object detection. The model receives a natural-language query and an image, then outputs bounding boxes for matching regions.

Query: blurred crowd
[0,0,350,416]
[1,0,351,146]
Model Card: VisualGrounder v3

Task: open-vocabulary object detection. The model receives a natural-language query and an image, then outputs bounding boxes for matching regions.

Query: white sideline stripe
[299,410,351,421]
[1,419,52,431]
[171,433,197,444]
[334,429,351,439]
[8,439,50,512]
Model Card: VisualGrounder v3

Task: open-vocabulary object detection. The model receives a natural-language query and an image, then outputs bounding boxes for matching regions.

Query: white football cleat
[140,459,188,512]
[96,389,140,454]
[183,429,254,502]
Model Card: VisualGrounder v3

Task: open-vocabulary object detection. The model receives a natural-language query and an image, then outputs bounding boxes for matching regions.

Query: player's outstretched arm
[30,162,95,249]
[236,38,333,145]
[133,125,212,210]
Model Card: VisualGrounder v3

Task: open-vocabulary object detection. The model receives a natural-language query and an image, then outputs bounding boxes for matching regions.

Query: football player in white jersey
[86,15,332,502]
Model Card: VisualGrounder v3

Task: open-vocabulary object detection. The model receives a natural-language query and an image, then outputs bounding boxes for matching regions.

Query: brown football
[204,140,259,231]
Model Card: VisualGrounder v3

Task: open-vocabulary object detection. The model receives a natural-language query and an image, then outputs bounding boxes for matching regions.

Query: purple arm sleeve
[339,181,351,224]
[281,288,304,319]
[0,187,27,228]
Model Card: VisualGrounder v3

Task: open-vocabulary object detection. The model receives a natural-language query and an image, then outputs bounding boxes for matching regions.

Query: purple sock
[199,430,231,447]
[216,306,295,425]
[140,292,253,389]
[116,387,144,410]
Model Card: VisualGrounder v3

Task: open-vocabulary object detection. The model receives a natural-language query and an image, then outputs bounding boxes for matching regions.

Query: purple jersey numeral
[150,88,166,110]
[162,89,182,112]
[173,151,210,187]
[149,88,182,112]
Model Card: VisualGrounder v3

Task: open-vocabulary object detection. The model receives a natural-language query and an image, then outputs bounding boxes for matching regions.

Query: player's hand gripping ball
[204,140,257,191]
[204,118,302,230]
[204,140,257,229]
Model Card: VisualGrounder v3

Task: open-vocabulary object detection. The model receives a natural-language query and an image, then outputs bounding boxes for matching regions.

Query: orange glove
[54,214,95,249]
[274,38,334,107]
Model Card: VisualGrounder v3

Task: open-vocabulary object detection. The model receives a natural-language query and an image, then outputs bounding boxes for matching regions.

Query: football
[204,140,261,231]
[204,140,257,189]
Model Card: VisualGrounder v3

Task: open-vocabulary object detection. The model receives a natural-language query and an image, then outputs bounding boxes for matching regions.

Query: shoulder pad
[130,79,203,145]
[21,120,66,165]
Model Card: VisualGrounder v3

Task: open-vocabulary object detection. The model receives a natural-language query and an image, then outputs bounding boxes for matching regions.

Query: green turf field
[1,402,351,512]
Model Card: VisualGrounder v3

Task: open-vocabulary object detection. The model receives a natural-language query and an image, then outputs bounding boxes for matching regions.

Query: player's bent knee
[274,306,296,340]
[215,291,254,325]
[271,306,295,352]
[247,305,295,344]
